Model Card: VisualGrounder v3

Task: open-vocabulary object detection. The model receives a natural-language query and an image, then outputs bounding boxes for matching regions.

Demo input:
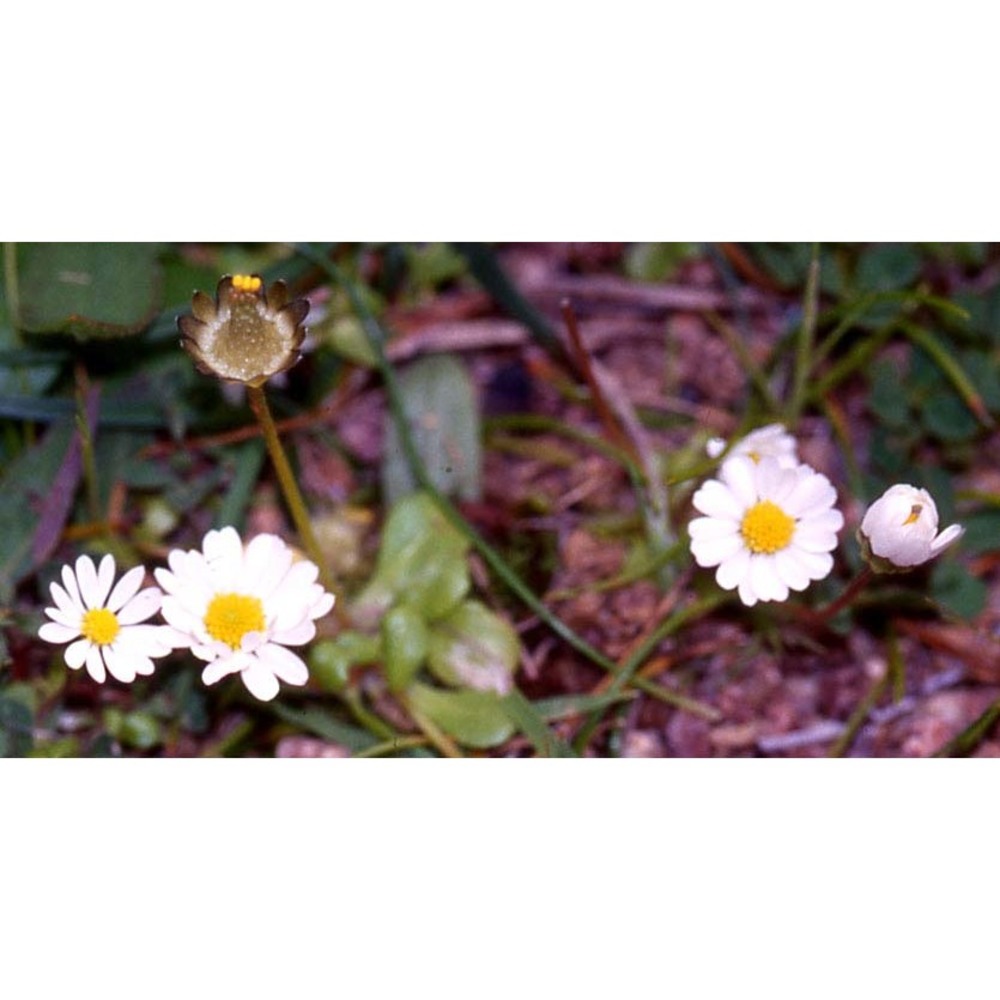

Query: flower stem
[246,384,337,597]
[817,566,874,622]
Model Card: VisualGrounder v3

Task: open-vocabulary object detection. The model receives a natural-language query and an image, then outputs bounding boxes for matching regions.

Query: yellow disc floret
[204,593,266,650]
[902,504,922,526]
[740,500,795,554]
[82,607,121,646]
[232,274,262,293]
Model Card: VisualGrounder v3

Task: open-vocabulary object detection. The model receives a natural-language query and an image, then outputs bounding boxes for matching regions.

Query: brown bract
[178,274,309,387]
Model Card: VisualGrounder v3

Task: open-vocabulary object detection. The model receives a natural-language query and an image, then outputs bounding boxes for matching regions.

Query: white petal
[64,639,91,670]
[240,660,281,701]
[242,533,286,594]
[103,645,137,683]
[715,548,751,591]
[805,508,845,534]
[691,532,744,568]
[94,554,117,608]
[106,565,146,613]
[784,472,836,518]
[42,606,83,630]
[691,480,744,521]
[117,587,163,625]
[255,643,309,685]
[61,564,83,608]
[38,622,80,644]
[931,524,963,554]
[688,516,740,542]
[270,619,316,646]
[793,528,839,554]
[49,580,80,617]
[792,548,834,581]
[309,591,335,621]
[719,457,759,508]
[749,555,784,602]
[203,651,246,686]
[774,548,811,592]
[737,578,759,606]
[75,555,100,608]
[85,645,107,683]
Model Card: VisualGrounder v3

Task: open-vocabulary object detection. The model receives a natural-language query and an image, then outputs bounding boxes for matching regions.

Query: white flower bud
[859,484,963,569]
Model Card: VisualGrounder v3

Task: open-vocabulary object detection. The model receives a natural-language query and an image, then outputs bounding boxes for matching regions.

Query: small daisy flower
[38,554,170,683]
[689,456,844,606]
[859,484,963,570]
[156,527,335,702]
[706,422,799,469]
[178,274,309,387]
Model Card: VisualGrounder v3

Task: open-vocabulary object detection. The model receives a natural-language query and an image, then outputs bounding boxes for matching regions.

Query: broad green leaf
[930,560,987,619]
[309,633,382,692]
[351,493,470,627]
[381,605,429,693]
[17,242,164,338]
[625,243,697,282]
[408,683,514,749]
[382,353,482,504]
[954,510,1000,555]
[0,420,75,601]
[855,243,922,294]
[426,600,519,695]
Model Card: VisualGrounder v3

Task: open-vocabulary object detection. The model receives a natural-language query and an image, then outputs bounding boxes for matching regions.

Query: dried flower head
[178,274,309,387]
[859,484,963,570]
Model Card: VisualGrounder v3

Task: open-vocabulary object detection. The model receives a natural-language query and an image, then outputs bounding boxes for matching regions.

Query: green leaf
[309,633,382,692]
[382,353,482,504]
[381,605,429,693]
[0,419,76,601]
[426,600,520,695]
[921,389,979,443]
[408,683,515,749]
[0,695,33,757]
[17,242,164,338]
[351,493,470,627]
[867,359,911,428]
[855,243,922,294]
[930,560,987,619]
[955,510,1000,555]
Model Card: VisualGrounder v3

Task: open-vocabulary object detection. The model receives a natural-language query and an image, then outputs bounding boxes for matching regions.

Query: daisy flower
[38,554,170,683]
[689,456,844,606]
[706,422,799,469]
[156,527,335,702]
[859,484,963,569]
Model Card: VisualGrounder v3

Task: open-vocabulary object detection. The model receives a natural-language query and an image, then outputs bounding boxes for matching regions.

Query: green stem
[817,566,875,622]
[933,696,1000,758]
[827,671,888,757]
[352,735,430,758]
[246,384,337,597]
[787,242,821,426]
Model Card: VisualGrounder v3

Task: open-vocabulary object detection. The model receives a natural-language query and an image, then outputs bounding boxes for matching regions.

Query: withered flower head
[178,274,309,387]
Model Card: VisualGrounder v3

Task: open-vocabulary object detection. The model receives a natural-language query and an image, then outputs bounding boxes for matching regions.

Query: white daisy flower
[155,527,335,702]
[706,422,799,469]
[38,554,170,683]
[859,484,963,569]
[689,455,844,606]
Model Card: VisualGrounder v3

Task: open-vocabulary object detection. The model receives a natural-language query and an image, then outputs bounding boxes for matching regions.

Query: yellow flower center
[902,504,922,526]
[740,500,795,554]
[82,607,120,646]
[232,274,262,293]
[204,593,265,650]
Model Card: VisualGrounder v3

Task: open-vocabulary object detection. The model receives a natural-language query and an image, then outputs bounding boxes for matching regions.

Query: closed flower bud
[178,274,309,387]
[858,484,963,570]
